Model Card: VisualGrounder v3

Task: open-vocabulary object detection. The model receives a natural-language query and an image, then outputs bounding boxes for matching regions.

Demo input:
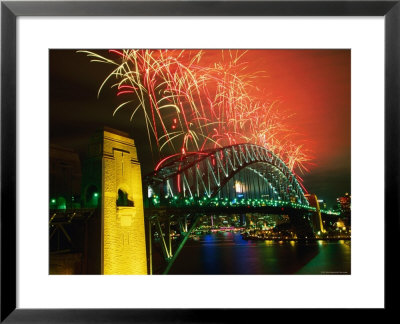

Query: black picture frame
[1,0,398,322]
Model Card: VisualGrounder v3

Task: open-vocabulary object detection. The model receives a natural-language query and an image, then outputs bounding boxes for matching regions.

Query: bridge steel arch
[145,143,309,206]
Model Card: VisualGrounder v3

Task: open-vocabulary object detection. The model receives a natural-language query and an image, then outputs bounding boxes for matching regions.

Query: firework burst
[79,49,313,177]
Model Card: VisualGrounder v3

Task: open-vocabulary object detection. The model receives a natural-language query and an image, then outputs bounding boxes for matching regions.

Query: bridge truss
[145,143,309,207]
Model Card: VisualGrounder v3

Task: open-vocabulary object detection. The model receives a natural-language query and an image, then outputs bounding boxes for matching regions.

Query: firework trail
[78,49,313,177]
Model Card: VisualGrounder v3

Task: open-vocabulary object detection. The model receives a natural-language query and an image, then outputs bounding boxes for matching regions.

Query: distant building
[317,199,327,210]
[337,193,351,211]
[49,145,82,209]
[336,192,351,225]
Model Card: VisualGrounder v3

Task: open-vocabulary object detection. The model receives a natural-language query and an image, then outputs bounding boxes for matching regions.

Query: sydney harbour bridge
[49,129,339,275]
[143,143,330,274]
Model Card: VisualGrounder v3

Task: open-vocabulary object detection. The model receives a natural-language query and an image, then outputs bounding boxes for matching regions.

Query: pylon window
[117,189,134,207]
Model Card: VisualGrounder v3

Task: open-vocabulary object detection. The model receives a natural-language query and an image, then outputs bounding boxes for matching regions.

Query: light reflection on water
[169,232,351,275]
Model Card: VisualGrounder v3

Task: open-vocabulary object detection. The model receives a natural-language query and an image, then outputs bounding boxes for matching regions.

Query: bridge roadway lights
[145,204,313,217]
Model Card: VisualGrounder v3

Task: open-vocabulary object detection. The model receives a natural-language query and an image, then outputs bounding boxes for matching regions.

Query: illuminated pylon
[82,127,147,274]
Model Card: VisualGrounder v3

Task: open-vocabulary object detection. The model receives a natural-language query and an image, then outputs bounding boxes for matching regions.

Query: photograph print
[49,49,351,275]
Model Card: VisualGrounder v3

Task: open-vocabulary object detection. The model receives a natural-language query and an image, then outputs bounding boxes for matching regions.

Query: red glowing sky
[250,49,351,168]
[197,49,350,171]
[239,50,351,204]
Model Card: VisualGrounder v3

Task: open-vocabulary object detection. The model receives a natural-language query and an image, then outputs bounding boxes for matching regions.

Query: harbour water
[168,232,351,275]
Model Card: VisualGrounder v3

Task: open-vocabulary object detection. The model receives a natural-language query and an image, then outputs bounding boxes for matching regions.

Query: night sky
[50,49,350,208]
